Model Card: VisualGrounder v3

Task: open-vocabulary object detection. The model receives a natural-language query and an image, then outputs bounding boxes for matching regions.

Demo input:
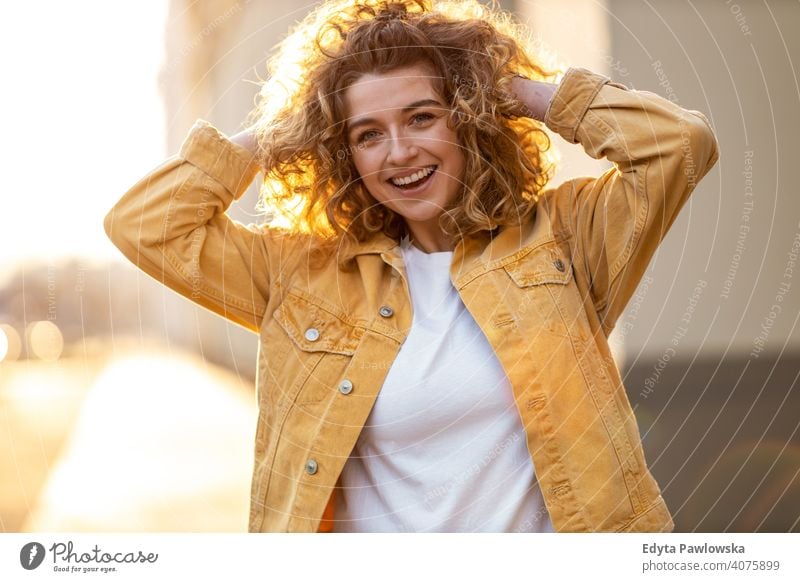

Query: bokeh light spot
[0,323,22,362]
[27,321,64,362]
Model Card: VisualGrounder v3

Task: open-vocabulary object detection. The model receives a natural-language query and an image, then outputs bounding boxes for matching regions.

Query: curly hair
[247,0,559,254]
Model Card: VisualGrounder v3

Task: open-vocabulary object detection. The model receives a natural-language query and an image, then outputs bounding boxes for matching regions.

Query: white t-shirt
[332,236,554,532]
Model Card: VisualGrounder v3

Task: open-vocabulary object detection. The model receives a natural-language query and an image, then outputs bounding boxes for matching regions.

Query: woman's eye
[411,112,435,125]
[356,129,380,144]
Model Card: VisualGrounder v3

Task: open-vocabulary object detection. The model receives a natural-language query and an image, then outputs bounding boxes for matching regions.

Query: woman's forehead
[343,64,444,119]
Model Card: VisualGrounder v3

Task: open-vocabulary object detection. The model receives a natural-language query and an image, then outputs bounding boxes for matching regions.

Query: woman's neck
[406,226,454,253]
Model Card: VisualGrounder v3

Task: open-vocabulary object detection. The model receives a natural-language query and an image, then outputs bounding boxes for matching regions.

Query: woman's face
[343,63,466,244]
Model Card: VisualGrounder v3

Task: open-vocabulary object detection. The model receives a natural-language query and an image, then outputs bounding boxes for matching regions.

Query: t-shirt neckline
[400,234,454,257]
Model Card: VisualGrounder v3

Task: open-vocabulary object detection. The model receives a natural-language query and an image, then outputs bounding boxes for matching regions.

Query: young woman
[104,0,718,532]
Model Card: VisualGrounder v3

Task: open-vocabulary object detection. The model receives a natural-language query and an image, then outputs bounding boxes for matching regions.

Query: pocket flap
[503,243,572,287]
[275,292,362,355]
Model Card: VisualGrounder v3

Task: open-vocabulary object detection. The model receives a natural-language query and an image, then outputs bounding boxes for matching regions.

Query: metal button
[338,379,353,395]
[304,327,320,342]
[378,305,394,318]
[554,259,565,272]
[305,459,318,475]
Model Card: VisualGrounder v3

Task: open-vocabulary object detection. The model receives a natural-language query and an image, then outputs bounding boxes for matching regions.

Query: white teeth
[391,166,435,187]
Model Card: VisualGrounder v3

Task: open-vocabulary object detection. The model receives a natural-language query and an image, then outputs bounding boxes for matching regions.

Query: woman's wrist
[230,126,259,157]
[510,75,559,122]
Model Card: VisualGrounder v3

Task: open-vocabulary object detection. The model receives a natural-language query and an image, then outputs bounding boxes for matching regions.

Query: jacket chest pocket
[502,241,577,337]
[259,290,363,413]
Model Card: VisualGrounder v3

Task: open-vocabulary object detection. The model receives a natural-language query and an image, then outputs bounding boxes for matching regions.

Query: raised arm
[519,67,719,334]
[229,124,259,156]
[103,120,271,333]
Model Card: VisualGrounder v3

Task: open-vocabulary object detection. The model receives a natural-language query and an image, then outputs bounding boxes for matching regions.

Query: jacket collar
[336,220,544,287]
[340,230,399,259]
[338,228,500,289]
[339,229,476,262]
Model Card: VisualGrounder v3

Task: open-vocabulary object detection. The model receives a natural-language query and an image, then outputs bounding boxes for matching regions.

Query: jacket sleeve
[542,67,720,335]
[103,119,270,333]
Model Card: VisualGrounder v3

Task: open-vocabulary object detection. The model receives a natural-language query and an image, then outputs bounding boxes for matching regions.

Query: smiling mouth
[389,165,437,189]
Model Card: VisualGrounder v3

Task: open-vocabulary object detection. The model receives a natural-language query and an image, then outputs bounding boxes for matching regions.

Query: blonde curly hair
[248,0,558,250]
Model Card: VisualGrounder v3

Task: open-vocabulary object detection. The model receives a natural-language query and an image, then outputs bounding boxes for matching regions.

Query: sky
[1,1,169,272]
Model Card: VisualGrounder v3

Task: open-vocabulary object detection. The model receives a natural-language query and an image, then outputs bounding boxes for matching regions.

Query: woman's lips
[388,166,437,196]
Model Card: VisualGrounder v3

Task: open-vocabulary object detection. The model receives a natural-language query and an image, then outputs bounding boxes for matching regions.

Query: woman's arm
[509,75,558,122]
[229,125,259,156]
[103,120,272,333]
[523,67,719,334]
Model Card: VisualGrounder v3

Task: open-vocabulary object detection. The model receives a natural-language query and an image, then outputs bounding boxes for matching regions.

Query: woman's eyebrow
[347,98,444,135]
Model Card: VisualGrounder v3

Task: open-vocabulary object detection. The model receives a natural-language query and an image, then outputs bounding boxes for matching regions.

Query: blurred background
[1,0,798,532]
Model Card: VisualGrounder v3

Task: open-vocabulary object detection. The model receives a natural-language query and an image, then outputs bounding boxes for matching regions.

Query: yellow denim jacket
[104,67,719,532]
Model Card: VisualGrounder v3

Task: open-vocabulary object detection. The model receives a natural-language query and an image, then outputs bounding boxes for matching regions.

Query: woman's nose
[385,134,419,165]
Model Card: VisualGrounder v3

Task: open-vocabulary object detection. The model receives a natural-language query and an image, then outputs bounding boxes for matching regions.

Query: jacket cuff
[544,67,614,144]
[178,119,261,199]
